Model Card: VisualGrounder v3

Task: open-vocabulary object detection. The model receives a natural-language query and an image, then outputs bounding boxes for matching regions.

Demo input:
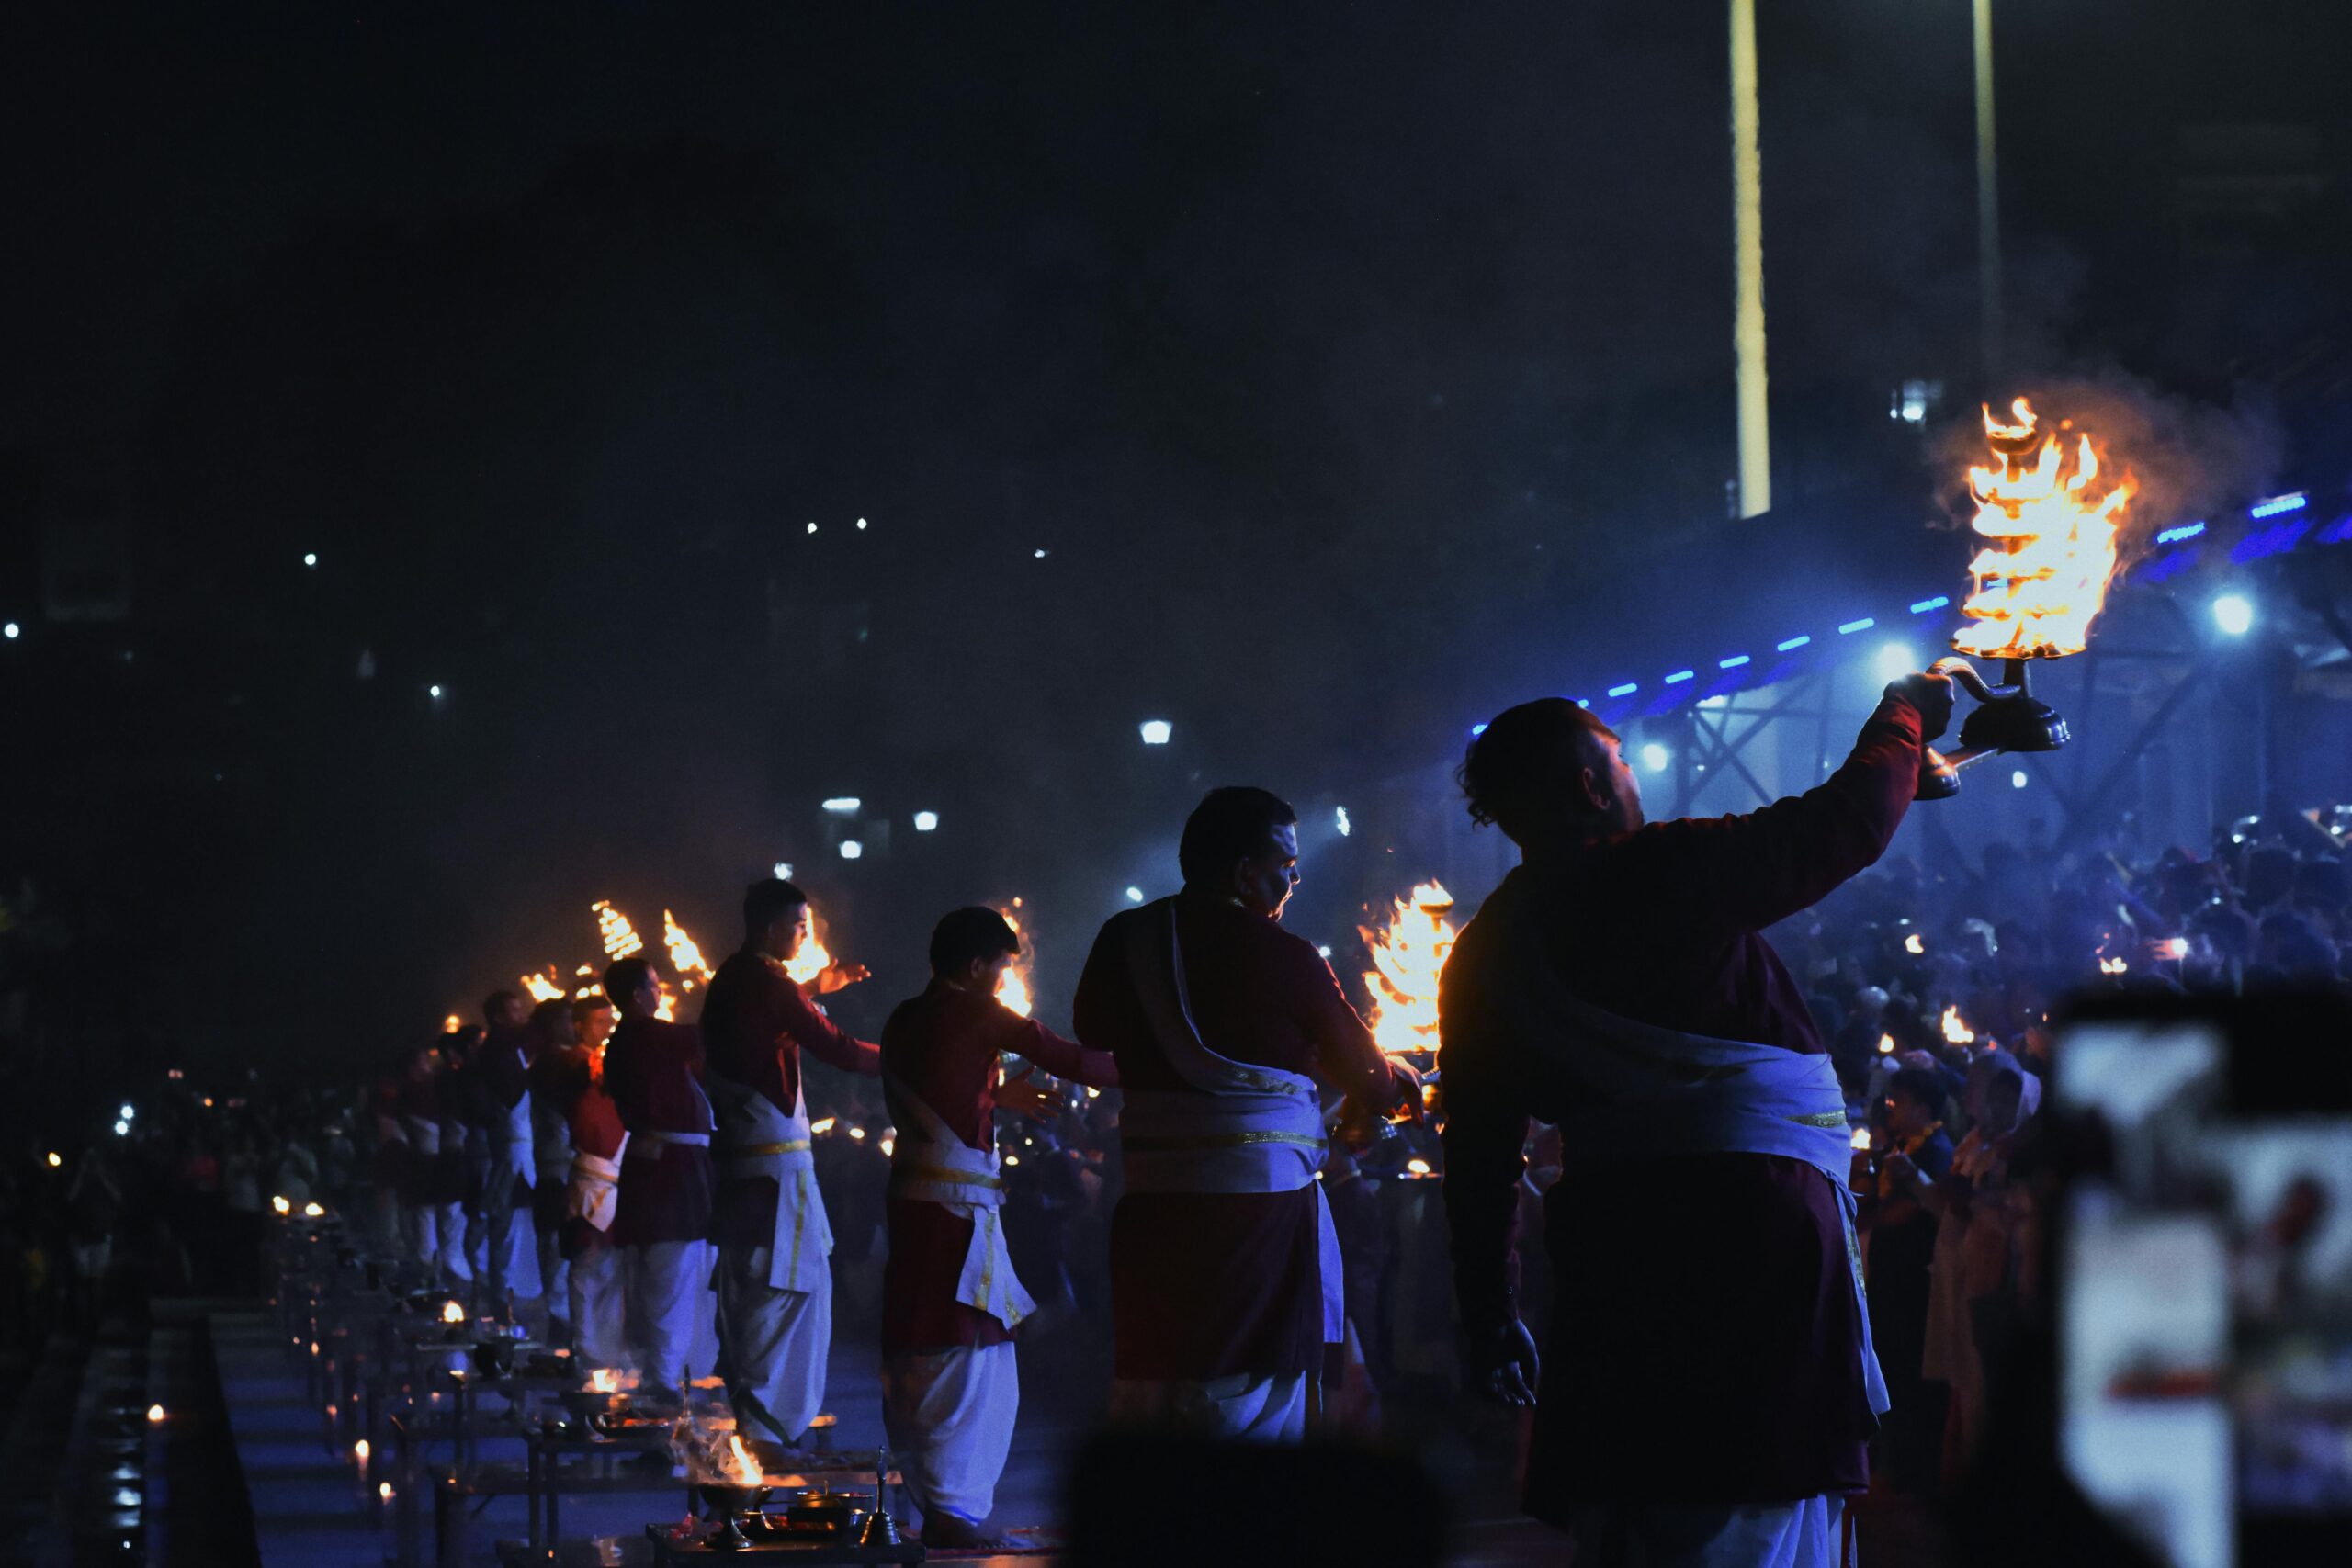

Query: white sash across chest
[1117,901,1346,1346]
[888,1074,1034,1332]
[706,1072,831,1292]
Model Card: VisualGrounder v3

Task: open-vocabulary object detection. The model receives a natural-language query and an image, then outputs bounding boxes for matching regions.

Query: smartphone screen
[2053,1007,2352,1568]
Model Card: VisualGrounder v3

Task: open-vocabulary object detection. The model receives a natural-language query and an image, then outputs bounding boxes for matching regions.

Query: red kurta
[878,979,1113,1356]
[1440,692,1923,1511]
[1074,892,1396,1381]
[601,1017,714,1247]
[697,950,881,1249]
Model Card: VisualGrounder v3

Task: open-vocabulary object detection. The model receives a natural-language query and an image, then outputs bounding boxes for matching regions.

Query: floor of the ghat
[10,1229,1944,1566]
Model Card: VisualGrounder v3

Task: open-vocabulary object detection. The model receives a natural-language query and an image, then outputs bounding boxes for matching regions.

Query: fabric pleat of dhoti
[1107,1372,1309,1443]
[1548,1495,1849,1568]
[882,1343,1020,1526]
[622,1239,709,1390]
[713,1243,831,1444]
[569,1244,628,1370]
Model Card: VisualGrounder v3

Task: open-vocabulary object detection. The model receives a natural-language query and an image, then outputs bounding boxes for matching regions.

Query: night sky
[5,2,2347,1100]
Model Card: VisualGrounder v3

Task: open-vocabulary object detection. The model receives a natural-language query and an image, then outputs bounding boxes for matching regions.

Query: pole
[1730,0,1770,518]
[1973,0,2004,380]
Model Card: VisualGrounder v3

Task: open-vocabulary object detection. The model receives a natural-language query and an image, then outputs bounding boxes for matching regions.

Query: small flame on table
[441,1300,465,1325]
[1940,1007,1976,1046]
[724,1434,763,1485]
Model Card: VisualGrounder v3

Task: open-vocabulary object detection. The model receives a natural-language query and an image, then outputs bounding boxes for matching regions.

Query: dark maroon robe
[601,1017,714,1247]
[1440,692,1923,1513]
[878,979,1114,1356]
[1075,892,1396,1382]
[697,950,881,1249]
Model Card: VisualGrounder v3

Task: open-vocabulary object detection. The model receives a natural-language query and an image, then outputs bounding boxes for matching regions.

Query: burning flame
[1359,882,1458,1056]
[303,1201,324,1218]
[724,1434,763,1485]
[441,1300,465,1325]
[2099,955,2129,975]
[664,910,714,987]
[1953,397,2135,660]
[1903,932,1925,955]
[782,906,833,987]
[521,970,565,1004]
[271,1195,292,1215]
[1940,1006,1976,1046]
[594,900,645,961]
[995,903,1035,1018]
[1877,1033,1897,1055]
[1851,1127,1873,1152]
[442,1014,462,1033]
[588,1368,620,1394]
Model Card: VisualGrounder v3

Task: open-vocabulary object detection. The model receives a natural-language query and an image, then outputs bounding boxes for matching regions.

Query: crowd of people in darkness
[1,1079,363,1352]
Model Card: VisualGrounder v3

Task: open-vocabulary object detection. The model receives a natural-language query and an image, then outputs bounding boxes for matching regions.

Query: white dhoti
[570,1245,628,1369]
[438,1201,475,1283]
[713,1243,832,1442]
[624,1238,709,1389]
[403,1201,440,1267]
[705,1074,833,1444]
[566,1145,628,1368]
[485,1081,541,1300]
[880,1079,1034,1523]
[401,1116,442,1267]
[883,1344,1020,1525]
[1551,1495,1849,1568]
[1106,1372,1309,1443]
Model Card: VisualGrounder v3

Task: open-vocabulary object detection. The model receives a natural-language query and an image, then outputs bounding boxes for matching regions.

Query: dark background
[4,2,2348,1118]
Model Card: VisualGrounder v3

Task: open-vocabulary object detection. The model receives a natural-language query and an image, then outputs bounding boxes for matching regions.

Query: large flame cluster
[1952,397,2136,660]
[1359,882,1457,1057]
[480,899,841,1027]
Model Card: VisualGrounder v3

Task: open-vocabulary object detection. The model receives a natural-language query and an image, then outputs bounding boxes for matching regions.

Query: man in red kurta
[601,956,716,1393]
[1074,786,1415,1441]
[880,908,1119,1548]
[1440,674,1951,1565]
[697,878,879,1447]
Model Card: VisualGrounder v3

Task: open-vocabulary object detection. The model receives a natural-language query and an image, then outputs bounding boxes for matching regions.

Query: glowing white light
[1317,945,1333,958]
[427,684,443,699]
[1033,548,1049,559]
[1124,886,1145,904]
[820,797,862,815]
[1639,742,1671,773]
[912,811,938,832]
[146,1404,164,1424]
[806,522,818,535]
[1138,719,1172,746]
[46,1152,60,1168]
[2011,770,2029,789]
[772,862,794,881]
[2211,593,2254,637]
[2,623,17,639]
[302,552,318,567]
[855,518,868,530]
[1873,643,1916,682]
[113,1121,130,1136]
[1334,807,1351,837]
[119,1103,133,1120]
[838,840,864,861]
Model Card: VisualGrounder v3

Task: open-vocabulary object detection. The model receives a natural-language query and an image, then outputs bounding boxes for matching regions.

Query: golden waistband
[726,1140,813,1157]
